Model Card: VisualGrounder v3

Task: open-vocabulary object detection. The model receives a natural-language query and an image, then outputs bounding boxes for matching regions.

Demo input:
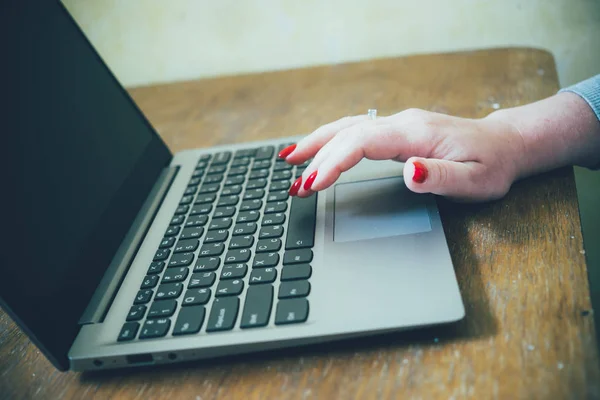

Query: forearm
[486,77,600,179]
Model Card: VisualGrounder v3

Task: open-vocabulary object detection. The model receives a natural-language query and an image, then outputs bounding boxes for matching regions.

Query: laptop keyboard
[117,144,317,342]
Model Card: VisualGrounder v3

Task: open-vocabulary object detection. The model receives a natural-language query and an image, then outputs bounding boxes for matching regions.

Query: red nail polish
[412,161,428,183]
[289,176,302,196]
[278,144,297,159]
[304,170,318,190]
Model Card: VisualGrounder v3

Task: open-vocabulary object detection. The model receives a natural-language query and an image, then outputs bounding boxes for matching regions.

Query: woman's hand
[279,108,527,202]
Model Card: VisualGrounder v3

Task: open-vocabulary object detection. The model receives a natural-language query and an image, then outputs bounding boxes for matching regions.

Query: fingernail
[412,161,428,183]
[304,170,318,190]
[289,176,302,196]
[278,144,297,159]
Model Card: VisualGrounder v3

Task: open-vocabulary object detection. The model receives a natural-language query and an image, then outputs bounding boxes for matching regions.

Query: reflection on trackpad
[333,177,431,242]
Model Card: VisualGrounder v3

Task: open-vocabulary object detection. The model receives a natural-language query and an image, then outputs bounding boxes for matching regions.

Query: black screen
[0,1,172,370]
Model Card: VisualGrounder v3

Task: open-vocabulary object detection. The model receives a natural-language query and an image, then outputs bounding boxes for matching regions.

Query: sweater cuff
[559,74,600,169]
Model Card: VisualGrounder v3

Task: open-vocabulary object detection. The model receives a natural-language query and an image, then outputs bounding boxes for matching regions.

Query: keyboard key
[256,238,281,253]
[162,267,189,283]
[141,275,159,289]
[221,185,242,196]
[168,252,194,267]
[240,285,273,328]
[180,227,204,240]
[194,257,220,272]
[192,169,204,179]
[139,318,171,339]
[134,290,153,305]
[252,253,279,268]
[220,263,248,279]
[118,322,139,341]
[155,282,184,300]
[273,162,293,172]
[240,199,262,211]
[262,213,285,226]
[275,299,309,325]
[295,168,306,178]
[246,179,267,189]
[281,264,312,281]
[243,189,265,200]
[264,201,287,214]
[255,145,274,160]
[211,151,232,165]
[213,206,236,218]
[173,306,205,335]
[285,195,317,250]
[199,183,220,194]
[271,171,292,181]
[182,288,211,306]
[195,194,216,204]
[188,272,216,288]
[269,180,290,191]
[231,156,251,167]
[249,170,269,180]
[234,148,256,158]
[159,237,176,249]
[229,235,254,249]
[283,249,313,265]
[184,186,197,196]
[259,225,284,239]
[174,239,199,253]
[180,195,194,205]
[126,305,146,322]
[190,204,212,215]
[148,261,165,275]
[233,222,257,236]
[204,229,229,243]
[217,195,239,207]
[279,281,310,299]
[267,191,289,202]
[207,165,227,174]
[153,248,170,261]
[170,215,185,225]
[228,166,248,176]
[148,300,177,318]
[252,159,271,170]
[185,215,208,228]
[206,297,239,332]
[224,176,245,186]
[165,226,181,237]
[199,243,225,257]
[203,174,223,184]
[237,210,260,223]
[175,205,189,215]
[208,217,233,230]
[249,267,277,284]
[216,279,244,297]
[224,248,251,263]
[198,154,212,163]
[188,177,201,186]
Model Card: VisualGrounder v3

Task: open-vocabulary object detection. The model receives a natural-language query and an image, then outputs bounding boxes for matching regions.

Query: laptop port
[126,353,153,365]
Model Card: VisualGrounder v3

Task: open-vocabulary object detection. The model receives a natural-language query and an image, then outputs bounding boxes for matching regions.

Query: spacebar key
[285,194,317,250]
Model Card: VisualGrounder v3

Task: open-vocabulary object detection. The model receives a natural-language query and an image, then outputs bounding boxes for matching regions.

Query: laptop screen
[0,1,172,370]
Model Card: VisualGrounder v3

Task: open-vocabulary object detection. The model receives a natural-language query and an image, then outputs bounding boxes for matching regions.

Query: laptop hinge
[78,166,179,325]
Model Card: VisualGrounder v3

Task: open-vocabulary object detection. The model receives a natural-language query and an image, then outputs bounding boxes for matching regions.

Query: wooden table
[1,48,599,399]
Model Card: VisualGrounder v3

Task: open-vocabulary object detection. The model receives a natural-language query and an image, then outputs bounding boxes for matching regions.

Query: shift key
[240,285,274,328]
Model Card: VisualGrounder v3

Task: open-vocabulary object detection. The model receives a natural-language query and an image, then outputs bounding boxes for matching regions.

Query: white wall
[62,0,600,88]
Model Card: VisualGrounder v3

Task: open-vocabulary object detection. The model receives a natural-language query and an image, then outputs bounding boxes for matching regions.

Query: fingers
[282,115,368,164]
[403,157,504,201]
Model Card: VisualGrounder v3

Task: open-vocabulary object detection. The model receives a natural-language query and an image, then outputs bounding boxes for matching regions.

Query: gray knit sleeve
[559,74,600,169]
[559,74,600,122]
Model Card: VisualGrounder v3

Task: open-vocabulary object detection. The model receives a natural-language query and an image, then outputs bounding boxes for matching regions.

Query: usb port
[126,353,153,364]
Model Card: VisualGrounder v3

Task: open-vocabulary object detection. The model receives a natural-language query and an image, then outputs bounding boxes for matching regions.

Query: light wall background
[62,0,600,89]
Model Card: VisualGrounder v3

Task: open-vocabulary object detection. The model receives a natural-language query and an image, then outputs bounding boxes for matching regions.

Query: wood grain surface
[1,48,598,400]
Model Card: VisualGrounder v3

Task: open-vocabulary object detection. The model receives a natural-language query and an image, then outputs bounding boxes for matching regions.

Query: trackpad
[333,177,432,242]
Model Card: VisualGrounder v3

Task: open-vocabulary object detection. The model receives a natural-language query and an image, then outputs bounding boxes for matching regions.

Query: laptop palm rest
[333,177,432,243]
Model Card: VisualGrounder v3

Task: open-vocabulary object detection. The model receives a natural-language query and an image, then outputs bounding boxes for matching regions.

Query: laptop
[0,1,464,371]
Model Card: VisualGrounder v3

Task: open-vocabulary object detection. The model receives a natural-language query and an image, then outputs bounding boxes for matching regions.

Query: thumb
[403,157,482,200]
